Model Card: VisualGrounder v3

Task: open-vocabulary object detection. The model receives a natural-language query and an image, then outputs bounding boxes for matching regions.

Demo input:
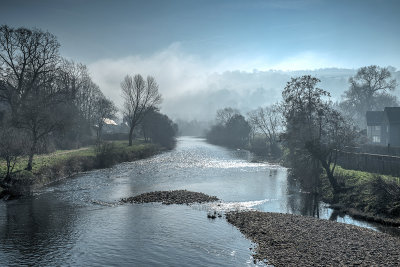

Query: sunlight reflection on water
[1,137,398,267]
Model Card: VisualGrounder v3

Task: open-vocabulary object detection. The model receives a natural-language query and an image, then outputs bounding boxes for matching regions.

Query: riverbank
[226,210,400,266]
[206,140,400,227]
[0,140,163,198]
[321,166,400,226]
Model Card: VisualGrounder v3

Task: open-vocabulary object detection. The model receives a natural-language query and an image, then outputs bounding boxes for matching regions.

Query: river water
[0,137,397,266]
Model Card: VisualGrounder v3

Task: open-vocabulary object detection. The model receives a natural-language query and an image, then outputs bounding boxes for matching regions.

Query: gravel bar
[226,211,400,266]
[121,190,219,205]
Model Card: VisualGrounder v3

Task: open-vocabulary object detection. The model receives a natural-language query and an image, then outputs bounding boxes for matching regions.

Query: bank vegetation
[205,66,400,224]
[0,25,177,197]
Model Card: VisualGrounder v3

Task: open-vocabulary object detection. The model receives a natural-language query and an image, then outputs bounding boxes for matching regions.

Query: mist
[2,1,400,266]
[88,45,368,122]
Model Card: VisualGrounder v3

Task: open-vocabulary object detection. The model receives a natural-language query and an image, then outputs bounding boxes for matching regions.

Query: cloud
[88,44,354,121]
[88,42,208,102]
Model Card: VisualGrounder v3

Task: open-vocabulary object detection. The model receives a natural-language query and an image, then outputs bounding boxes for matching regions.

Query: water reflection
[0,197,78,266]
[0,137,398,266]
[284,175,320,217]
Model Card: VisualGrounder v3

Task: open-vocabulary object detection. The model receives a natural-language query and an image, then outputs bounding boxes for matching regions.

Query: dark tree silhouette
[207,109,251,148]
[94,97,117,141]
[140,108,177,148]
[0,25,77,170]
[281,75,356,196]
[121,74,162,146]
[340,65,397,128]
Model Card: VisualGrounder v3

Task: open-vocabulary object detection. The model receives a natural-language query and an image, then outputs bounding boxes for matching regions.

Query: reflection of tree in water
[329,209,400,237]
[286,174,400,237]
[285,174,321,218]
[0,197,78,265]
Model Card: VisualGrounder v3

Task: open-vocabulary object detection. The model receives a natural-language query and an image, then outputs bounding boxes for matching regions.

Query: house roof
[103,118,118,126]
[384,107,400,124]
[366,111,385,126]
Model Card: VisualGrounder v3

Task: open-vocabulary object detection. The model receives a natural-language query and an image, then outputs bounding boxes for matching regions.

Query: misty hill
[170,67,400,136]
[166,67,394,121]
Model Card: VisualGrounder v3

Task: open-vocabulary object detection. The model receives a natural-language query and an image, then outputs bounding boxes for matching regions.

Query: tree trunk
[26,138,37,171]
[143,128,148,142]
[97,125,103,143]
[128,126,134,146]
[4,161,12,185]
[321,160,341,198]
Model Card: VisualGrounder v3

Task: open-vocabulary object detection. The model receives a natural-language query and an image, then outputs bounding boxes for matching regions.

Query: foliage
[140,108,178,149]
[94,97,118,141]
[321,166,400,218]
[207,109,251,148]
[95,142,117,168]
[216,107,240,126]
[0,140,158,177]
[281,75,357,195]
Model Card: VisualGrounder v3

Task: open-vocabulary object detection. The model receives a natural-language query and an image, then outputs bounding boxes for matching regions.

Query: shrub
[95,142,117,168]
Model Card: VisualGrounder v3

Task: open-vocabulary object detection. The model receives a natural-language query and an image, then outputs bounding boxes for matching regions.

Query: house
[103,118,130,134]
[366,107,400,146]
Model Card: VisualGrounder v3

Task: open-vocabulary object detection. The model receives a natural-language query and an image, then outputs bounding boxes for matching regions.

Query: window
[373,135,381,143]
[374,126,381,131]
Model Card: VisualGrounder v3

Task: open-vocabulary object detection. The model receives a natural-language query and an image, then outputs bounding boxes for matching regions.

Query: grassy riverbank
[0,140,162,197]
[321,166,400,226]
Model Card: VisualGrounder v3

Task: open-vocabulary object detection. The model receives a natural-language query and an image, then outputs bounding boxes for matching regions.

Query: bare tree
[121,74,162,146]
[0,25,74,170]
[0,25,60,115]
[247,104,282,148]
[340,65,397,128]
[216,107,240,126]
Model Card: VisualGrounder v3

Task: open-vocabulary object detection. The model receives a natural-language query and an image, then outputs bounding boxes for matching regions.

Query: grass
[0,138,163,197]
[321,165,400,221]
[0,139,158,177]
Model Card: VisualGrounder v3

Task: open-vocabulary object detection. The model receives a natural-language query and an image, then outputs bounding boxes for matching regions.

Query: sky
[1,0,400,120]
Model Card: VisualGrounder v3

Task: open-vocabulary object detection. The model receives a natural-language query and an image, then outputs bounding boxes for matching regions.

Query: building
[366,107,400,146]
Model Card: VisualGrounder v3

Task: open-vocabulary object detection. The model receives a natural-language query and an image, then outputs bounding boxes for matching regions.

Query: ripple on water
[0,137,397,267]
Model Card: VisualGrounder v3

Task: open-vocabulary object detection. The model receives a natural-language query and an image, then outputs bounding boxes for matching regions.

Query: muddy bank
[121,190,219,205]
[226,210,400,266]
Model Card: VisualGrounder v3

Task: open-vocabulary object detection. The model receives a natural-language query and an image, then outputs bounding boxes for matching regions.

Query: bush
[369,175,400,217]
[95,142,117,168]
[249,137,268,156]
[321,166,400,218]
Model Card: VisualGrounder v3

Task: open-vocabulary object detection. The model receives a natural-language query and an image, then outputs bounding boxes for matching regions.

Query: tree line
[207,65,398,199]
[0,25,177,185]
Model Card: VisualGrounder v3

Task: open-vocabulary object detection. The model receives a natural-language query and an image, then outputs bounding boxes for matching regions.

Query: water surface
[0,137,397,266]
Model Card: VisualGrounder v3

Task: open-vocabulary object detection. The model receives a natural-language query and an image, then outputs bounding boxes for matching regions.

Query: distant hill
[165,67,400,122]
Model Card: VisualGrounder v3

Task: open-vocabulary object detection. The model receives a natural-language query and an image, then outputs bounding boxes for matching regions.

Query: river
[0,137,397,266]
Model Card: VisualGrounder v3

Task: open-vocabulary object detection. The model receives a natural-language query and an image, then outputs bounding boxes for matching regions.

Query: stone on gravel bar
[226,210,400,266]
[121,190,219,205]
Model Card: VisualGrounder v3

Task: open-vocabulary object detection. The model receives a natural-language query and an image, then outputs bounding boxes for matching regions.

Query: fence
[353,144,400,157]
[337,150,400,177]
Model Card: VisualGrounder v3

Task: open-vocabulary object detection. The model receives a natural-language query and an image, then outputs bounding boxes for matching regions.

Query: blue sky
[1,0,399,119]
[1,0,399,69]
